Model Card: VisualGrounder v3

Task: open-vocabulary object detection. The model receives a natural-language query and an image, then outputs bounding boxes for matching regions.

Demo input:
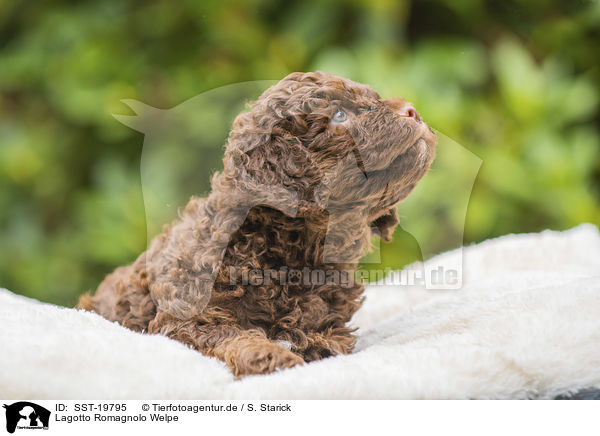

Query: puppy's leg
[78,263,156,332]
[302,329,357,362]
[149,313,304,377]
[216,331,306,377]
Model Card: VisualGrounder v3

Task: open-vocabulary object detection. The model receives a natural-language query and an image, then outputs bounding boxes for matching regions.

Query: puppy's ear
[370,207,399,241]
[229,73,327,154]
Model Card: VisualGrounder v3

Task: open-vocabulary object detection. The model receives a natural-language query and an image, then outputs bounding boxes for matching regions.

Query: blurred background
[0,0,598,306]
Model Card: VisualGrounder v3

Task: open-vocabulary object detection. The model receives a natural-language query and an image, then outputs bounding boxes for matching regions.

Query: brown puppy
[78,71,437,377]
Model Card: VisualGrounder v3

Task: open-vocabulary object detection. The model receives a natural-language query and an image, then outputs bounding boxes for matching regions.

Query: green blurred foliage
[0,0,598,305]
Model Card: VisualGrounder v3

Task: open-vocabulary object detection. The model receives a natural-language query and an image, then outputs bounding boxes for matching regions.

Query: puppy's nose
[397,105,420,121]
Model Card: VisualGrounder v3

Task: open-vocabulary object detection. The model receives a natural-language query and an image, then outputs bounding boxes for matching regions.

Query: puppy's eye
[332,110,347,123]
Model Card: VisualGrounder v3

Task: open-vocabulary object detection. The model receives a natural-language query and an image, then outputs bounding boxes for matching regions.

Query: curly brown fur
[78,71,437,377]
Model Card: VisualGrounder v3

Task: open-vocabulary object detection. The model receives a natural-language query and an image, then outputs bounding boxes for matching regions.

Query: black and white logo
[3,402,50,434]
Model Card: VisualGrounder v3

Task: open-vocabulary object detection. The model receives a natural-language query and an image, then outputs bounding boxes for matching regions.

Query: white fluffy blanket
[1,224,599,399]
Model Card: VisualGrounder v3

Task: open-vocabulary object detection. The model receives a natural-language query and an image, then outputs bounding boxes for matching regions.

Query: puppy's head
[223,71,437,239]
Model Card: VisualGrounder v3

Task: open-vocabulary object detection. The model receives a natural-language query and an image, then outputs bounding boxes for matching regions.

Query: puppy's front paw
[233,343,304,377]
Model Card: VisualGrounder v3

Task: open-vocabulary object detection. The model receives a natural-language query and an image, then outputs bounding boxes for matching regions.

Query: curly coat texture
[78,71,437,377]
